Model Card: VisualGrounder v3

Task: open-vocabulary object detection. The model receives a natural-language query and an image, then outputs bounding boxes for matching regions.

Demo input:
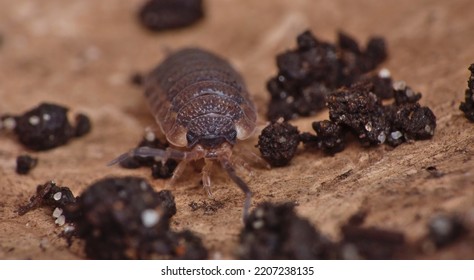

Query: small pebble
[141,209,160,228]
[63,225,75,233]
[145,131,156,142]
[391,131,403,140]
[378,68,391,78]
[28,115,40,126]
[393,80,406,91]
[53,192,62,201]
[377,132,386,144]
[52,207,63,218]
[3,117,16,130]
[55,215,66,226]
[252,220,264,229]
[365,122,372,131]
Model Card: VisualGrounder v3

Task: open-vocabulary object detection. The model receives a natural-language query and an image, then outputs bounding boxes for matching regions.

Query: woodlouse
[110,48,261,219]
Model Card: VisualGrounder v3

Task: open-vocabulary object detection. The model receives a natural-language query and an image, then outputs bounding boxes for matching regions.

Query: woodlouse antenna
[218,155,252,222]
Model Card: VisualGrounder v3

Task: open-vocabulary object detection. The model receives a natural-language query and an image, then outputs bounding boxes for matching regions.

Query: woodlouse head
[186,128,237,149]
[185,115,237,149]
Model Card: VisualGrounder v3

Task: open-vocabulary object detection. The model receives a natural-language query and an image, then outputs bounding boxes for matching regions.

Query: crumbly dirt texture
[65,176,207,260]
[1,0,474,259]
[238,202,335,259]
[16,155,38,175]
[257,121,300,167]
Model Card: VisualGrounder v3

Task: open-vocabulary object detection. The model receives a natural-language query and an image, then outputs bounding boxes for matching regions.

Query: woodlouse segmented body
[145,48,257,148]
[110,48,260,220]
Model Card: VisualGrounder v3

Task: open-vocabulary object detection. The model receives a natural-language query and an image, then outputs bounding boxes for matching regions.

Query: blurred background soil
[0,0,473,259]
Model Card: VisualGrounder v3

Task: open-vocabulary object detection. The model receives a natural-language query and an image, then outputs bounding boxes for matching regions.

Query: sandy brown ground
[1,0,474,259]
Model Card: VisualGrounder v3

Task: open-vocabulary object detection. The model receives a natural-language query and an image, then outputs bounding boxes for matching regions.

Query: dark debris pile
[297,80,436,153]
[259,79,436,166]
[18,177,208,260]
[16,154,38,175]
[239,204,473,259]
[426,214,467,249]
[459,63,474,121]
[1,102,91,151]
[308,120,346,154]
[66,177,207,260]
[259,30,436,167]
[17,181,76,217]
[317,80,436,149]
[267,30,388,121]
[238,203,409,260]
[18,182,473,259]
[337,211,406,259]
[238,202,335,259]
[138,0,204,32]
[17,181,77,227]
[118,131,178,179]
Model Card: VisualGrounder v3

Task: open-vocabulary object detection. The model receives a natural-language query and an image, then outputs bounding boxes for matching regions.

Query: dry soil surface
[1,0,474,259]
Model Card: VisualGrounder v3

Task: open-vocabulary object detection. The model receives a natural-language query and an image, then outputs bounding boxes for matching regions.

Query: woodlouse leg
[166,160,188,188]
[107,146,204,166]
[107,146,178,166]
[202,159,213,197]
[219,156,251,222]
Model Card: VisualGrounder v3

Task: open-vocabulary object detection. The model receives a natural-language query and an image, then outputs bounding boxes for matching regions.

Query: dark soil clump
[327,82,390,146]
[459,64,474,121]
[65,176,207,259]
[427,214,467,248]
[119,132,178,179]
[266,30,437,157]
[266,30,388,121]
[2,103,91,151]
[391,103,436,141]
[238,202,335,259]
[257,121,300,167]
[138,0,204,32]
[17,177,208,259]
[16,155,38,175]
[311,120,346,154]
[338,212,406,259]
[17,181,76,216]
[303,80,436,152]
[73,113,92,137]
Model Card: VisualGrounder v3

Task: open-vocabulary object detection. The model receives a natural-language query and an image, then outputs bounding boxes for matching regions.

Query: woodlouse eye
[186,131,199,147]
[225,129,237,144]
